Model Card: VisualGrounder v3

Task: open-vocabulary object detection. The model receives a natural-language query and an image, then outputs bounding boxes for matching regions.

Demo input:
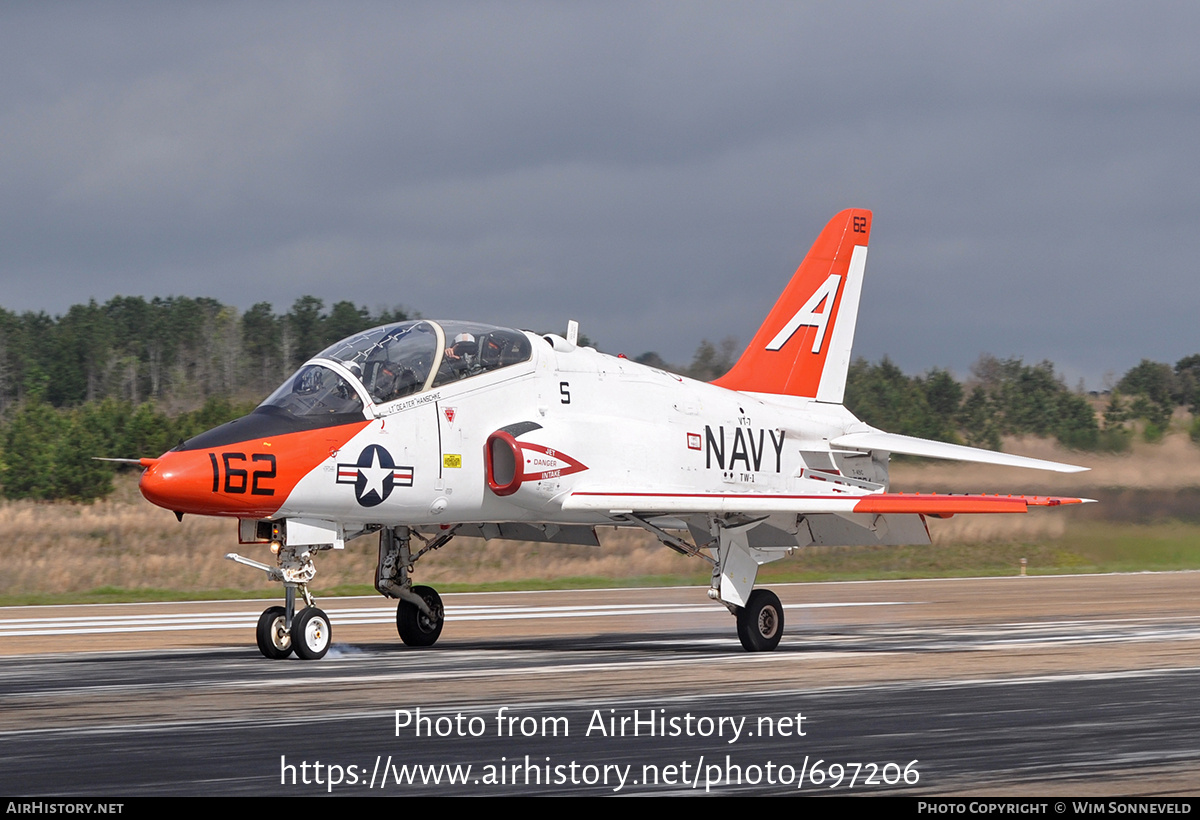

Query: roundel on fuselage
[336,444,414,507]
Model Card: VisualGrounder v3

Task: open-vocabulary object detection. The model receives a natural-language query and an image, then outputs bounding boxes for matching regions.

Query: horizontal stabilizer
[830,431,1088,473]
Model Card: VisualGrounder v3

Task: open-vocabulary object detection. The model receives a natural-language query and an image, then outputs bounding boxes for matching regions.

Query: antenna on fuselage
[566,320,579,347]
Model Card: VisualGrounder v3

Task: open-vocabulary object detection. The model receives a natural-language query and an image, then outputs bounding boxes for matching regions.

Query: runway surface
[1,573,1198,796]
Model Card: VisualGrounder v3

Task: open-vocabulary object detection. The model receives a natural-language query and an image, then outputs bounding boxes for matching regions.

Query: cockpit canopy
[260,320,533,421]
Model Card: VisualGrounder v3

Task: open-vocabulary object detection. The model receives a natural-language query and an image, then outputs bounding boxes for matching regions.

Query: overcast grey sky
[2,2,1197,388]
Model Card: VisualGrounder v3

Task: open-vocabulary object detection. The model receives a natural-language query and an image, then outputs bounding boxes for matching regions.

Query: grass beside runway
[3,519,1199,606]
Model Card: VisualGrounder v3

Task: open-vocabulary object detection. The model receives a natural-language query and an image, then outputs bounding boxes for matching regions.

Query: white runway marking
[0,600,913,636]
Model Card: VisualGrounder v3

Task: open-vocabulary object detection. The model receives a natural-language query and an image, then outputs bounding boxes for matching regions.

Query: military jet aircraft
[138,209,1088,660]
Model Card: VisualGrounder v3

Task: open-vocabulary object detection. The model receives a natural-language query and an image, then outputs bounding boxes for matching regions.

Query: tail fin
[712,208,870,402]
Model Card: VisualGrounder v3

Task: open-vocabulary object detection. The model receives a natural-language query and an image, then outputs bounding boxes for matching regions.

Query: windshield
[258,364,365,419]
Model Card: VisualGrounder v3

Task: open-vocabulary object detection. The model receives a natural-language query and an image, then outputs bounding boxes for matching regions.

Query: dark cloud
[2,2,1198,386]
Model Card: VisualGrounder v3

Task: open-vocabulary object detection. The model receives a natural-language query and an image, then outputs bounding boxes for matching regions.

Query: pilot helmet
[452,332,476,353]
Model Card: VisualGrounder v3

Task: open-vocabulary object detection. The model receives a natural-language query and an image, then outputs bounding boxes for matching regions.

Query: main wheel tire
[256,606,293,659]
[736,589,784,652]
[293,607,332,660]
[396,585,444,647]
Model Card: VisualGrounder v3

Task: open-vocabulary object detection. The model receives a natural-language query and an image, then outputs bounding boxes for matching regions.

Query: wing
[561,490,1091,517]
[830,431,1088,473]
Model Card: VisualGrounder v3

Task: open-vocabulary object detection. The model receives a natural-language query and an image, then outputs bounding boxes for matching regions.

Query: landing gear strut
[228,544,332,661]
[376,526,455,648]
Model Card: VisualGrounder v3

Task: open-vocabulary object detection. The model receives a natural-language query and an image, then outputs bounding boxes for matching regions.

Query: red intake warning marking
[520,444,587,482]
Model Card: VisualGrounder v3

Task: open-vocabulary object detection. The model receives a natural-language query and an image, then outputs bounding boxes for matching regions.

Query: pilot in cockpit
[443,332,478,378]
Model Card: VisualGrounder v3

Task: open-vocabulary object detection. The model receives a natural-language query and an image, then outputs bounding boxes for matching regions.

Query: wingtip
[1026,495,1095,507]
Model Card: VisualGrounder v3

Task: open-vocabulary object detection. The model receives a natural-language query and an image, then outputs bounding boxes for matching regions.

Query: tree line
[0,297,1196,501]
[0,295,409,412]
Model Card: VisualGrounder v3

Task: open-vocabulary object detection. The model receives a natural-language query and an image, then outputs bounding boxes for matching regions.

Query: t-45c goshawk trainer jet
[138,209,1089,660]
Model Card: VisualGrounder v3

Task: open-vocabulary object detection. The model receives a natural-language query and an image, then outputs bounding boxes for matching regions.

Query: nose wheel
[254,604,331,660]
[293,607,332,660]
[256,606,293,659]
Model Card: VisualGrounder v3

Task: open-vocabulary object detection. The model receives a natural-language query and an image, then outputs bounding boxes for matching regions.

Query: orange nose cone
[139,450,284,518]
[138,454,197,513]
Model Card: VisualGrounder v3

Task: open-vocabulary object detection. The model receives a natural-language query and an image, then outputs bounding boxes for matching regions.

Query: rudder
[713,208,870,402]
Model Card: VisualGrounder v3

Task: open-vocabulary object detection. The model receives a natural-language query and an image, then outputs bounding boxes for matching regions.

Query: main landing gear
[706,521,788,652]
[621,513,789,652]
[228,545,332,660]
[377,526,454,647]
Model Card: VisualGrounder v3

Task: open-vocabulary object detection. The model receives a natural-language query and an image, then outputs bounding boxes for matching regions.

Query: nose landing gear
[228,545,332,661]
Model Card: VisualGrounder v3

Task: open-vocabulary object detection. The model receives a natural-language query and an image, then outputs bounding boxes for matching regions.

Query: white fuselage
[277,333,883,528]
